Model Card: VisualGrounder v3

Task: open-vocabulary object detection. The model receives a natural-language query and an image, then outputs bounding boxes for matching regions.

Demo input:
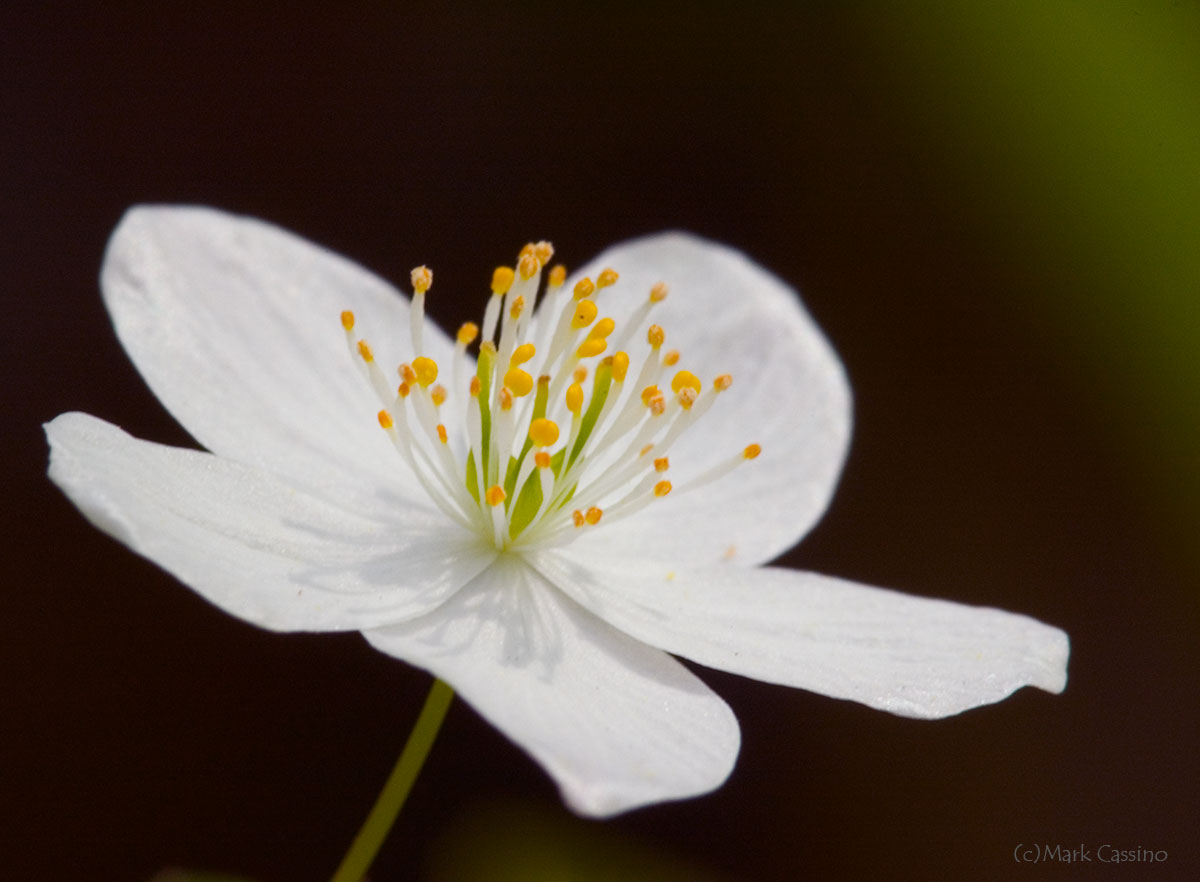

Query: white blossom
[46,206,1069,817]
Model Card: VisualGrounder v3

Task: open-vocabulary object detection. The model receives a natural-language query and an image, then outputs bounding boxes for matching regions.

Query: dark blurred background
[3,3,1197,880]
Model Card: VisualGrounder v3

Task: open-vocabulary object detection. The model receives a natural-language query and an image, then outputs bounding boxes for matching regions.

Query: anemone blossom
[46,207,1069,817]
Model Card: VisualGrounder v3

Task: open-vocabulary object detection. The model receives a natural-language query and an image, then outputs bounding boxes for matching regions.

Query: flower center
[342,241,760,552]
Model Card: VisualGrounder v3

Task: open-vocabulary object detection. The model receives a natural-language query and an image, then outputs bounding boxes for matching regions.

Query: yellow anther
[377,410,394,429]
[743,443,762,460]
[649,281,669,302]
[573,277,595,300]
[510,342,536,366]
[663,349,680,367]
[586,317,615,341]
[596,267,619,288]
[640,385,661,407]
[518,252,539,280]
[548,264,567,287]
[519,242,536,259]
[357,340,374,363]
[713,373,733,391]
[535,451,552,469]
[654,480,673,497]
[678,388,697,410]
[340,310,355,331]
[654,456,670,472]
[503,368,534,397]
[648,394,666,416]
[431,384,447,407]
[529,418,560,447]
[469,375,481,397]
[411,356,439,387]
[572,510,586,527]
[611,351,629,382]
[671,370,701,394]
[575,338,607,359]
[399,363,417,384]
[457,322,479,345]
[499,387,514,411]
[571,299,598,329]
[509,295,525,320]
[436,424,448,444]
[534,241,554,265]
[647,324,664,348]
[397,382,411,398]
[486,485,507,507]
[491,266,515,295]
[566,382,584,414]
[410,265,432,294]
[585,506,603,525]
[639,444,654,457]
[573,366,588,384]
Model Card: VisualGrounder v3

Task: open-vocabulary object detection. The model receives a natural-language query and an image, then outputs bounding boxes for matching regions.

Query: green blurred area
[868,1,1200,579]
[424,800,736,882]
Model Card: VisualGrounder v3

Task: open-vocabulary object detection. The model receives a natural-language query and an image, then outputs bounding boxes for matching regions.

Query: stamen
[411,266,432,294]
[409,265,432,356]
[412,357,438,387]
[346,239,757,553]
[518,252,539,281]
[503,368,534,397]
[510,342,536,366]
[491,266,515,295]
[529,418,560,447]
[572,300,597,328]
[671,370,701,395]
[673,443,764,497]
[575,339,606,359]
[566,383,584,415]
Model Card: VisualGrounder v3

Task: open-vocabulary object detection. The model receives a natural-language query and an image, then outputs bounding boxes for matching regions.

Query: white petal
[102,205,458,515]
[363,554,739,816]
[537,551,1069,719]
[47,412,495,631]
[564,232,851,566]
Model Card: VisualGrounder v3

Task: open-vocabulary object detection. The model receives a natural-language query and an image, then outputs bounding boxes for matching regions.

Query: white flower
[45,206,1069,817]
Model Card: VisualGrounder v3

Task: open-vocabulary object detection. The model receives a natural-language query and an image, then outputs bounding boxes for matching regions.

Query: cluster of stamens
[342,241,761,551]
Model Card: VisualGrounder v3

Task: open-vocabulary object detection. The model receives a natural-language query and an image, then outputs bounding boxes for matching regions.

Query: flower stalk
[329,679,454,882]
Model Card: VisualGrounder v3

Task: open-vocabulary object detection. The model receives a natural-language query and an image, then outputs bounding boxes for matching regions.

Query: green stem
[329,678,455,882]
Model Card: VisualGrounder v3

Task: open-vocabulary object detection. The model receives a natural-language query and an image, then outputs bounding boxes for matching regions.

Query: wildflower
[46,206,1068,817]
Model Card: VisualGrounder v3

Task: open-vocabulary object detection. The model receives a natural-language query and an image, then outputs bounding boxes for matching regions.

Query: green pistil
[568,357,613,470]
